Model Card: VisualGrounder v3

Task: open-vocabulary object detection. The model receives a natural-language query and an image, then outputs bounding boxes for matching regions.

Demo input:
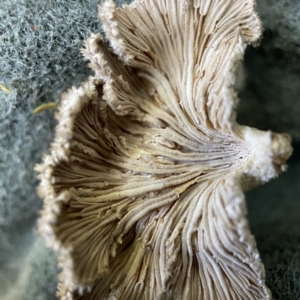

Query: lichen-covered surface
[248,159,300,300]
[238,0,300,147]
[0,0,299,299]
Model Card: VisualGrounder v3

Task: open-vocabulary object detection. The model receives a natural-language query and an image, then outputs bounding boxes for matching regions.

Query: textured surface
[0,2,102,297]
[0,234,58,300]
[248,159,300,300]
[0,0,299,299]
[239,0,300,146]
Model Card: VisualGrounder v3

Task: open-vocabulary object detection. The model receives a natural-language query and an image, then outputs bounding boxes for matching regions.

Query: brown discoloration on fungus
[36,0,292,299]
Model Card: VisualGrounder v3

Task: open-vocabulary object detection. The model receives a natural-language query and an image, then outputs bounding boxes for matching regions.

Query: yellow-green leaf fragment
[0,83,11,94]
[33,102,58,115]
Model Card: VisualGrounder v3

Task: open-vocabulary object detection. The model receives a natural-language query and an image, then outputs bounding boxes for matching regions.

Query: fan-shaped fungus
[36,0,292,299]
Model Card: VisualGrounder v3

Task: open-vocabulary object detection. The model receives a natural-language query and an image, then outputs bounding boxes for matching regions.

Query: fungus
[36,0,292,299]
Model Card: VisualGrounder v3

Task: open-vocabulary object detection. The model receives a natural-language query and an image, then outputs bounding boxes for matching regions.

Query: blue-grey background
[0,0,299,299]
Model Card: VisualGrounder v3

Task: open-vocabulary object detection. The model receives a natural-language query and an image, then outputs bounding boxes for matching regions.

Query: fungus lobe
[36,0,292,299]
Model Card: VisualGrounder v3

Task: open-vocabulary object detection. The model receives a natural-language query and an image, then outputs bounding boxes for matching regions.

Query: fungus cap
[36,0,292,299]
